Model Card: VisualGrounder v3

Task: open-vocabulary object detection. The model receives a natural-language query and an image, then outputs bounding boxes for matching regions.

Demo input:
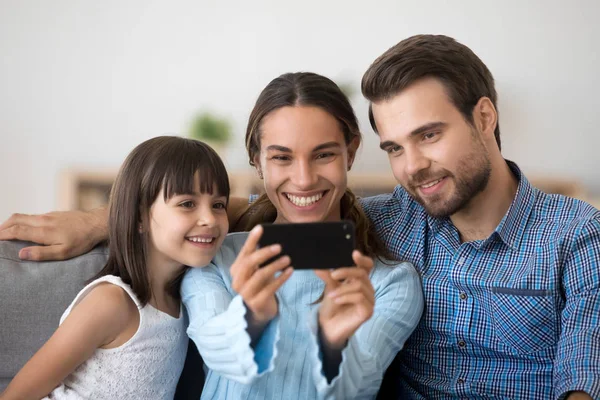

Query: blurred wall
[0,0,599,221]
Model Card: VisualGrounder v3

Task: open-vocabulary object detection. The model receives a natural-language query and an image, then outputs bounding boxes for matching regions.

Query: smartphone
[257,220,355,270]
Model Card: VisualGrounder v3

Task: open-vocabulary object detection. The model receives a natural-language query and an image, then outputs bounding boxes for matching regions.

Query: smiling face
[372,78,492,218]
[146,177,229,270]
[255,105,357,224]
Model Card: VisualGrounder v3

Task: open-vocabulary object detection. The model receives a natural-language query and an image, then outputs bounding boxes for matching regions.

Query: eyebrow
[265,141,342,153]
[379,121,447,150]
[265,144,292,153]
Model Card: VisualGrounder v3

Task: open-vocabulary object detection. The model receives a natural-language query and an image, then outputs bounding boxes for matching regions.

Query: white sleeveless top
[44,275,188,400]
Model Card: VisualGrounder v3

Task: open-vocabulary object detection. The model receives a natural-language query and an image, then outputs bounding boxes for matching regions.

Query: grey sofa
[0,240,108,391]
[0,240,204,399]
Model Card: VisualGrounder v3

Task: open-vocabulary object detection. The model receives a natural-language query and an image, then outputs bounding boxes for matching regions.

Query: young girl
[181,73,424,399]
[0,136,230,400]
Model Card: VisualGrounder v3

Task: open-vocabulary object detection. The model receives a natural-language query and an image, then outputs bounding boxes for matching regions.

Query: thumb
[314,269,339,290]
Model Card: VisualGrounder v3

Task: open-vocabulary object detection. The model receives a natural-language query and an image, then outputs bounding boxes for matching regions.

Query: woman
[181,72,423,399]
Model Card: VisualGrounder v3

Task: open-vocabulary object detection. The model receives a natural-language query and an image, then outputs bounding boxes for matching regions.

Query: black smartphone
[257,220,356,270]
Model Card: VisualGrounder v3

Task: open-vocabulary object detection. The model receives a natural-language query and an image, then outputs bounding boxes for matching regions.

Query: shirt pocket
[490,287,558,354]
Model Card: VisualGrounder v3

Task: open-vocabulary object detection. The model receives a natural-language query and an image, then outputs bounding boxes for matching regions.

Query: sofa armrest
[0,240,108,391]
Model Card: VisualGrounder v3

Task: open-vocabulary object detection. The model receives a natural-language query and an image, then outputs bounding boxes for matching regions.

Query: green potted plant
[189,111,232,157]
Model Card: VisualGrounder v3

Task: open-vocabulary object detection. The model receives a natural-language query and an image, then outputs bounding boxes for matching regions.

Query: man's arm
[0,196,250,262]
[0,207,108,261]
[554,216,600,400]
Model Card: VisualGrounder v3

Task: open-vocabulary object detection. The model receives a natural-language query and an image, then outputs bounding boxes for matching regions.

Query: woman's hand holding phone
[231,225,294,329]
[315,250,375,349]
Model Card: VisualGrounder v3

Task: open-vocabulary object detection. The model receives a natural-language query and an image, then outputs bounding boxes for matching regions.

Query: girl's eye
[213,202,227,210]
[179,200,195,209]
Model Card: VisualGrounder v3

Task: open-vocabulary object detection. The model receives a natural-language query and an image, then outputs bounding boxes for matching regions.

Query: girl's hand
[314,250,375,349]
[231,225,293,325]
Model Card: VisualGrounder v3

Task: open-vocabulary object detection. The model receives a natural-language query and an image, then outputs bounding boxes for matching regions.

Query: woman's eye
[316,152,334,159]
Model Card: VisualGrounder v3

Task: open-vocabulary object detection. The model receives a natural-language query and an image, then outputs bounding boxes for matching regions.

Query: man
[2,35,598,399]
[359,35,599,399]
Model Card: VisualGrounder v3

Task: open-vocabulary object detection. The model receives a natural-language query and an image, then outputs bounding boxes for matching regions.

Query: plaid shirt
[360,161,600,399]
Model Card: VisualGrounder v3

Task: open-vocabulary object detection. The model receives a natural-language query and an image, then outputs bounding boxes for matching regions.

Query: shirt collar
[426,160,536,250]
[493,161,536,250]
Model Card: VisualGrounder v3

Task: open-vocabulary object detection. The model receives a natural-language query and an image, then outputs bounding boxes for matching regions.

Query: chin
[284,212,326,224]
[183,255,215,268]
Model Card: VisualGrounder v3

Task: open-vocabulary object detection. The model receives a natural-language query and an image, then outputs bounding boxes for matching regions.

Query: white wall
[1,0,599,221]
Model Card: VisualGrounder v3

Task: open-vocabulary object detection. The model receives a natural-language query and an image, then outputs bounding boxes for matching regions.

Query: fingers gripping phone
[257,221,356,270]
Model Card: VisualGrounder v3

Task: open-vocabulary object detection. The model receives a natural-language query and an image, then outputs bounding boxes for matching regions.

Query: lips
[414,176,447,195]
[420,178,443,189]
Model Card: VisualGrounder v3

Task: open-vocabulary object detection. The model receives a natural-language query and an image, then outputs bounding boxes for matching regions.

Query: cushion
[0,240,108,391]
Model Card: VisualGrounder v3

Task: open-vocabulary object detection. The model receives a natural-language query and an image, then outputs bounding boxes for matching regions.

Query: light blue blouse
[181,232,423,399]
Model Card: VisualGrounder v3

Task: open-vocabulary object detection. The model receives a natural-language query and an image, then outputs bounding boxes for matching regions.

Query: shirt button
[458,340,466,348]
[459,293,467,300]
[457,259,464,266]
[457,378,465,384]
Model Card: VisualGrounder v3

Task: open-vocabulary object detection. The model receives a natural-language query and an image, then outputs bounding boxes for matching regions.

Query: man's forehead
[373,88,457,140]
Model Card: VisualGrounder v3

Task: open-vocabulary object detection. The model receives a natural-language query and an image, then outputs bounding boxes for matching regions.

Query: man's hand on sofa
[0,207,109,261]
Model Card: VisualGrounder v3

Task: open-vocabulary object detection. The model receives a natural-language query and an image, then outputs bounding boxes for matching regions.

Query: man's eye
[387,145,402,154]
[423,132,437,140]
[272,155,290,161]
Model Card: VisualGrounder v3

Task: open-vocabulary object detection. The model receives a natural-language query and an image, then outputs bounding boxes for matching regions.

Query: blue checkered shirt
[360,162,600,399]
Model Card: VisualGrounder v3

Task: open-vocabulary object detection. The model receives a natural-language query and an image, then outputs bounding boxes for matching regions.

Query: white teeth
[421,179,442,189]
[188,237,214,243]
[286,192,324,207]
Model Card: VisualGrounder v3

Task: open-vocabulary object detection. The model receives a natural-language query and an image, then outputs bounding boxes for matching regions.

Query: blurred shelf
[58,168,598,211]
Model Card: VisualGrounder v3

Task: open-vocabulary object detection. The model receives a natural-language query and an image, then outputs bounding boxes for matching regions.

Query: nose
[291,159,318,189]
[196,204,216,226]
[404,148,431,178]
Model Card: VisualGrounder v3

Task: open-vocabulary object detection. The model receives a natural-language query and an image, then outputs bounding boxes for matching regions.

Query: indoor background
[1,0,598,221]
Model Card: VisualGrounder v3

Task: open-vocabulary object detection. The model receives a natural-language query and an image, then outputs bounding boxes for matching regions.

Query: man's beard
[407,139,492,218]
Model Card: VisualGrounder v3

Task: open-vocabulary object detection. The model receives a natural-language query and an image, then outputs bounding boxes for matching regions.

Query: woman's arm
[181,230,292,384]
[0,284,137,400]
[310,260,424,399]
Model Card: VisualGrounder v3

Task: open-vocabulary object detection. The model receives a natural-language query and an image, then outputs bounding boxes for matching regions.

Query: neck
[146,254,184,307]
[450,159,518,242]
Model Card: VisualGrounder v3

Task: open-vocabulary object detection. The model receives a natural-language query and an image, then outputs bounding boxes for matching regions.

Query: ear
[252,154,265,179]
[473,97,497,142]
[346,137,360,171]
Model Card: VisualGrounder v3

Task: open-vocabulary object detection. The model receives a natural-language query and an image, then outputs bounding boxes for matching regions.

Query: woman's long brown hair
[234,72,392,262]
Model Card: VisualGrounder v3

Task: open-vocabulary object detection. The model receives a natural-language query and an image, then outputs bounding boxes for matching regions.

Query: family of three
[1,34,598,400]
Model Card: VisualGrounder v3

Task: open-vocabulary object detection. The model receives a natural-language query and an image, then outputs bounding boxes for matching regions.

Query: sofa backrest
[0,240,108,391]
